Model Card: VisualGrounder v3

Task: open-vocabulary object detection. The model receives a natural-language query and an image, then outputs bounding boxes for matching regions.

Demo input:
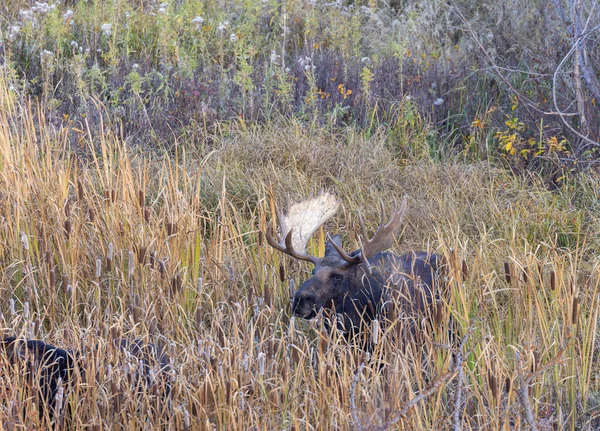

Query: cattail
[195,307,202,327]
[367,300,375,316]
[522,266,529,283]
[20,231,29,252]
[183,407,190,429]
[550,270,556,291]
[167,222,177,236]
[149,250,156,268]
[289,279,296,299]
[137,246,147,265]
[127,250,134,280]
[23,302,30,319]
[34,317,41,336]
[257,352,266,376]
[106,243,114,272]
[111,188,116,203]
[158,259,166,278]
[54,378,64,408]
[264,285,271,306]
[138,189,145,207]
[572,296,579,326]
[371,319,380,345]
[96,258,102,280]
[144,207,151,223]
[64,199,71,218]
[488,372,499,399]
[504,262,511,285]
[88,207,95,223]
[461,259,468,280]
[434,301,444,328]
[63,219,71,239]
[9,298,15,315]
[66,284,73,299]
[505,376,511,394]
[279,263,285,282]
[197,277,203,295]
[77,180,84,201]
[258,230,263,247]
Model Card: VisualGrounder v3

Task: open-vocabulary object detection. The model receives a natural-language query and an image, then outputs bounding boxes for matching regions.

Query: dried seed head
[34,317,41,336]
[128,250,134,279]
[257,352,266,376]
[144,207,151,223]
[47,269,55,290]
[504,262,511,285]
[505,376,511,394]
[20,231,29,252]
[137,246,147,265]
[96,258,102,279]
[258,230,263,247]
[138,189,145,207]
[24,301,30,319]
[279,263,285,282]
[167,222,177,236]
[371,319,380,345]
[522,266,529,283]
[64,219,71,239]
[488,372,499,399]
[64,199,71,218]
[197,277,203,295]
[461,259,468,280]
[88,208,95,223]
[77,180,84,201]
[550,270,556,291]
[572,296,579,326]
[9,298,15,315]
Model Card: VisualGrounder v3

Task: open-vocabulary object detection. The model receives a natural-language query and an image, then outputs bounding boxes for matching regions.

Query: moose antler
[328,195,408,265]
[266,192,340,265]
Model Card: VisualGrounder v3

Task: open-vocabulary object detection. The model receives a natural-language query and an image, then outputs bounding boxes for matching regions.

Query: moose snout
[291,292,318,319]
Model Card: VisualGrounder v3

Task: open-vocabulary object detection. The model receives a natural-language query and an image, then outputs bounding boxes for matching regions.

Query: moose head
[266,192,440,337]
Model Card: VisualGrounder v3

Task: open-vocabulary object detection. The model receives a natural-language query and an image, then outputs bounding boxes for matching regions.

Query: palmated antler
[266,192,340,265]
[328,195,408,265]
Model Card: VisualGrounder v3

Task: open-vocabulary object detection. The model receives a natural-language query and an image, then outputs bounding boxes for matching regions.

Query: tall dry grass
[0,75,599,430]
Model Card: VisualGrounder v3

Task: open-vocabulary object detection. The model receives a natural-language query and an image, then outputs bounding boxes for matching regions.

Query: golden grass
[0,77,599,430]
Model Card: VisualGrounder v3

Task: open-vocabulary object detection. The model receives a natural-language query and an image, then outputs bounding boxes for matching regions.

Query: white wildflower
[70,40,78,49]
[63,9,73,19]
[270,50,280,65]
[192,16,204,30]
[19,9,35,22]
[229,33,238,43]
[8,25,21,41]
[132,63,139,70]
[217,22,227,34]
[361,56,371,65]
[40,49,55,65]
[434,98,444,106]
[101,23,112,37]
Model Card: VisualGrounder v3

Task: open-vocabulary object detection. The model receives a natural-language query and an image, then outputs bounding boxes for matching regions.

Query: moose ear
[325,234,343,258]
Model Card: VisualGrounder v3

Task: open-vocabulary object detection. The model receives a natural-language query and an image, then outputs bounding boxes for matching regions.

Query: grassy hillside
[1,0,600,430]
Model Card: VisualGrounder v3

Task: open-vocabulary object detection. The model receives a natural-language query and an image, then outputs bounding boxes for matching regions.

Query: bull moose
[266,192,442,343]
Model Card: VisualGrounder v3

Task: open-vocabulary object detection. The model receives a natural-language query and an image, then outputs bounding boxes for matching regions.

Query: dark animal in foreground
[0,336,172,425]
[267,193,442,342]
[1,336,79,421]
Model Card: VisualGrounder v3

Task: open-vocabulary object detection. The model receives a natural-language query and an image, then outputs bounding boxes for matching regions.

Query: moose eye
[331,273,343,282]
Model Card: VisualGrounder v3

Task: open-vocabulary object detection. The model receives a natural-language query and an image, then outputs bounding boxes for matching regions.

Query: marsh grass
[1,74,600,430]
